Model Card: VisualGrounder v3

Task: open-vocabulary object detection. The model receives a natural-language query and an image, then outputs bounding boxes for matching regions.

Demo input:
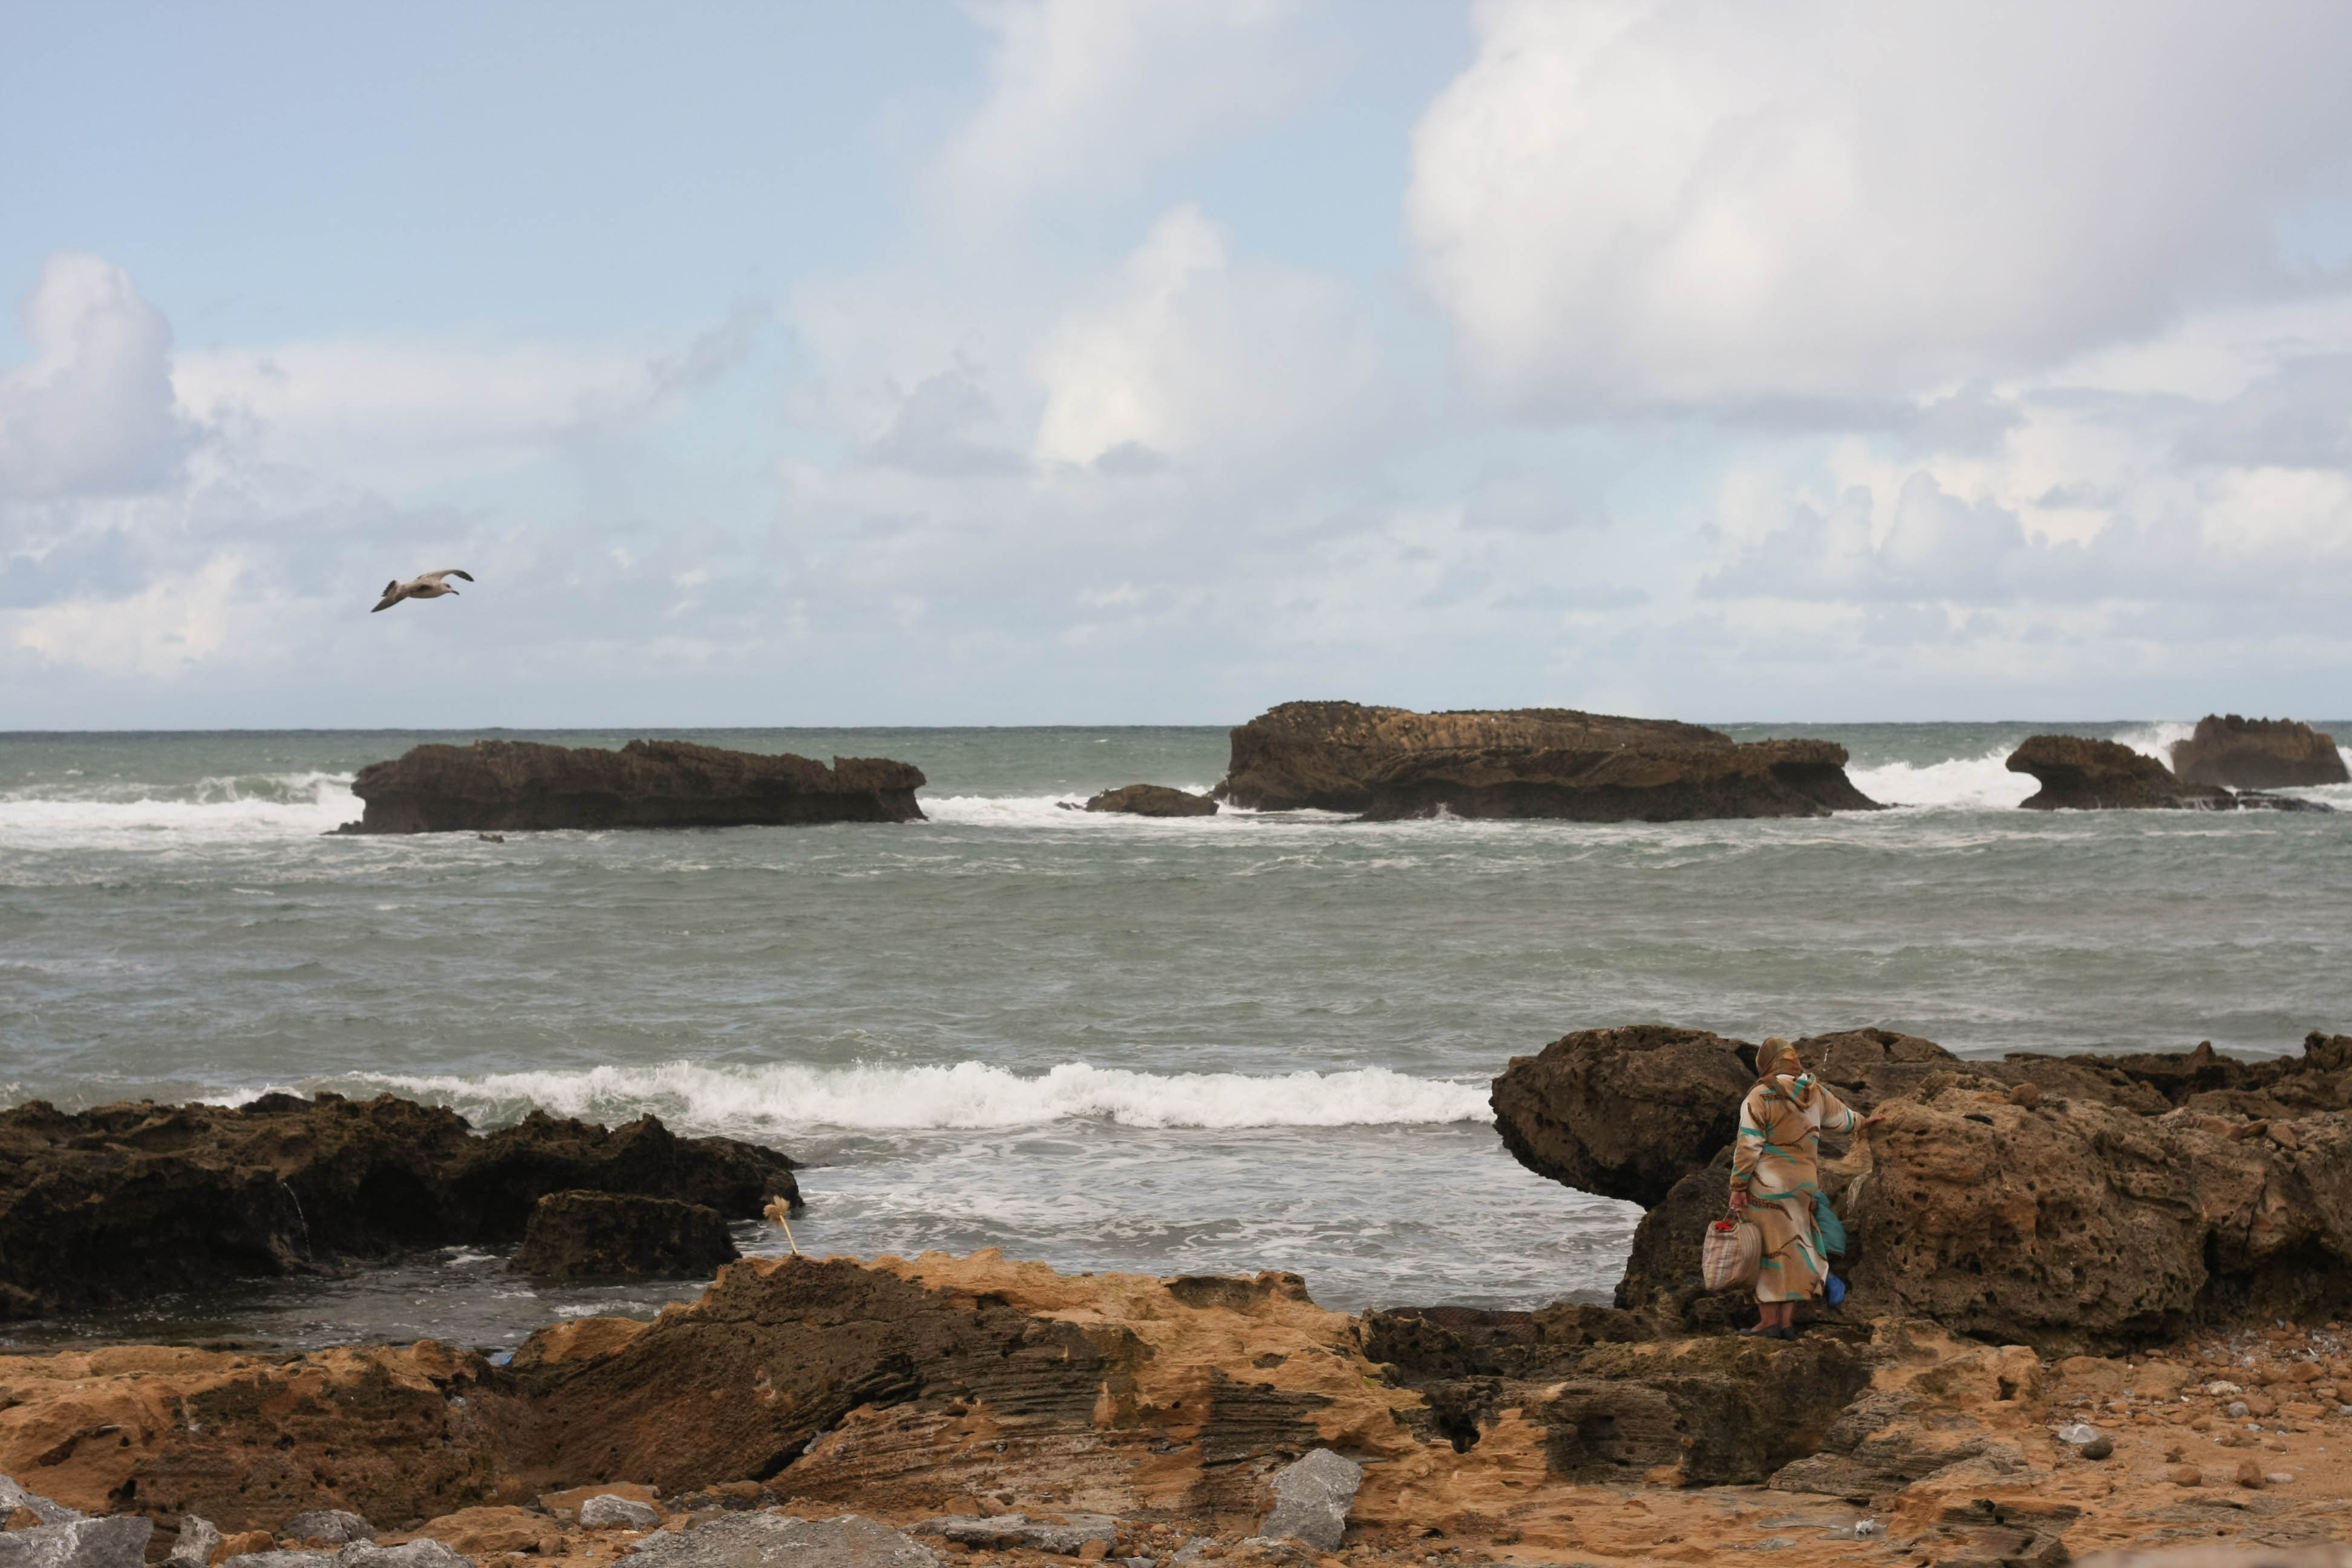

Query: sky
[5,1,2352,728]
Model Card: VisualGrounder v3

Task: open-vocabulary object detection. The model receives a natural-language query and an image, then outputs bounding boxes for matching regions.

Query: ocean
[4,721,2348,1351]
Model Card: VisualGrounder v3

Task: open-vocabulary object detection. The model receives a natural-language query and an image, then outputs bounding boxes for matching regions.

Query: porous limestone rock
[1257,1449,1362,1549]
[577,1495,664,1531]
[622,1514,936,1568]
[510,1191,738,1279]
[2005,734,2233,809]
[0,1480,79,1528]
[1489,1025,1761,1206]
[1083,785,1217,817]
[0,1094,796,1319]
[0,1517,154,1568]
[162,1517,220,1568]
[1217,702,1880,820]
[281,1512,373,1546]
[339,739,926,834]
[2171,714,2350,790]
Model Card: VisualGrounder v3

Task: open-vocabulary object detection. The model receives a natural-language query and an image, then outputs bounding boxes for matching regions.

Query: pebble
[2166,1465,2203,1486]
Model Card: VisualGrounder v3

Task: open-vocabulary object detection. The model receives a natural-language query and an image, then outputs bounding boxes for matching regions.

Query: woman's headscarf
[1755,1037,1802,1082]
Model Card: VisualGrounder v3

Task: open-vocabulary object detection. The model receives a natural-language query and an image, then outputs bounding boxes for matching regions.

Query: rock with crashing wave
[336,739,925,834]
[2004,734,2235,809]
[1216,701,1880,821]
[0,1094,797,1320]
[1083,784,1218,817]
[2170,713,2350,789]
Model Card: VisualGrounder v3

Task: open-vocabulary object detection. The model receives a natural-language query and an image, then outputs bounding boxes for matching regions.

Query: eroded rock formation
[509,1191,739,1279]
[1216,702,1880,821]
[0,1095,797,1319]
[1497,1021,2352,1348]
[1083,785,1217,817]
[2006,734,2232,809]
[2172,714,2350,789]
[338,739,926,834]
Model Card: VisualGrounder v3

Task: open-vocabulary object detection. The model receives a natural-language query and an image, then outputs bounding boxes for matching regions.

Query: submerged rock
[2171,714,2350,789]
[510,1191,739,1279]
[338,739,926,834]
[0,1094,796,1319]
[2005,734,2233,809]
[1083,784,1218,817]
[1217,701,1880,820]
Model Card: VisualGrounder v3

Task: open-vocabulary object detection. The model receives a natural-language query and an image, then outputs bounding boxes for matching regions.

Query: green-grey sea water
[3,721,2348,1350]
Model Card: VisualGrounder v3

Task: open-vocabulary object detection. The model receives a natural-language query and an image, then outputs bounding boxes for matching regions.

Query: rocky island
[2007,733,2336,811]
[1216,702,1880,821]
[2171,714,2349,790]
[335,739,927,834]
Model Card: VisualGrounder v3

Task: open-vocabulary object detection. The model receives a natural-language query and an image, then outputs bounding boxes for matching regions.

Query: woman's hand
[1860,1114,1886,1131]
[1728,1189,1748,1214]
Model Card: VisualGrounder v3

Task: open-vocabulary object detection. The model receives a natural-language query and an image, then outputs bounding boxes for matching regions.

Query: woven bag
[1700,1213,1762,1292]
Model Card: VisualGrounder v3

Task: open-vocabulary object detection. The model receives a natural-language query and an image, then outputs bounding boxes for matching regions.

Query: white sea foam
[0,772,358,846]
[2112,720,2197,765]
[327,1059,1494,1134]
[1846,745,2035,811]
[919,788,1230,828]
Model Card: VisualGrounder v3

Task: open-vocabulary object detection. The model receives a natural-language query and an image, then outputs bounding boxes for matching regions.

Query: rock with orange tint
[412,1508,546,1558]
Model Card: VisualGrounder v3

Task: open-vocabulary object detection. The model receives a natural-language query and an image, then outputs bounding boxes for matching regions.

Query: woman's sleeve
[1815,1083,1860,1134]
[1730,1087,1763,1191]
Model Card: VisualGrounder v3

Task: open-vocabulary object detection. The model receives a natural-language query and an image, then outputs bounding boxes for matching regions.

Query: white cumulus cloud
[1408,0,2352,408]
[0,252,192,498]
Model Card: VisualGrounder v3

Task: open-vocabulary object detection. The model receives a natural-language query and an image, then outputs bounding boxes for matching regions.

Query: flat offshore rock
[626,1514,937,1568]
[338,739,926,834]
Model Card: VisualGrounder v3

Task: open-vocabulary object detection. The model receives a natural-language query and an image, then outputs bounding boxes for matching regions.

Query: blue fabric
[1825,1273,1847,1307]
[1815,1198,1847,1256]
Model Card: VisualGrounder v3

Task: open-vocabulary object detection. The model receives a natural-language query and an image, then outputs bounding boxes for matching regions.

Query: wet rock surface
[0,1094,797,1319]
[2172,714,2350,790]
[1488,1025,1762,1207]
[511,1191,740,1279]
[1217,701,1880,820]
[2007,734,2236,809]
[338,739,926,834]
[1082,785,1217,817]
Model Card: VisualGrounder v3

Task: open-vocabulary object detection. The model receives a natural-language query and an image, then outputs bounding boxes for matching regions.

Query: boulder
[412,1508,546,1559]
[2171,714,2350,789]
[339,1547,470,1568]
[0,1093,797,1319]
[1258,1448,1362,1550]
[577,1495,663,1531]
[622,1514,937,1568]
[162,1518,220,1568]
[1083,784,1218,817]
[1217,702,1880,820]
[0,1481,77,1528]
[1489,1025,1760,1206]
[2005,734,2233,809]
[1843,1068,2352,1348]
[510,1191,738,1279]
[0,1517,153,1568]
[336,739,926,834]
[280,1512,373,1546]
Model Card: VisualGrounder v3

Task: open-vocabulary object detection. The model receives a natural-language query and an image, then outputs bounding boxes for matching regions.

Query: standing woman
[1727,1037,1870,1338]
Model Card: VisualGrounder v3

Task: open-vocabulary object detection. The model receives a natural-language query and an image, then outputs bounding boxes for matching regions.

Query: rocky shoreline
[12,1036,2352,1563]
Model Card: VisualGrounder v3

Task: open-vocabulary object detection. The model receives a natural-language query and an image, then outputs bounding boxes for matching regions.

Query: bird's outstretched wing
[371,580,405,613]
[419,569,474,584]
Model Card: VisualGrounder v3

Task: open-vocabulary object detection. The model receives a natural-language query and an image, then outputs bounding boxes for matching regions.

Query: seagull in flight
[372,569,474,612]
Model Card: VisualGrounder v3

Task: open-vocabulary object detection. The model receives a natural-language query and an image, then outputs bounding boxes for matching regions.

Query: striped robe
[1728,1071,1857,1304]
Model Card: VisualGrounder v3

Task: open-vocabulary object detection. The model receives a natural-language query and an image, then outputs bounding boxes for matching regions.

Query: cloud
[939,0,1312,226]
[4,553,264,678]
[865,367,1027,476]
[1029,204,1382,470]
[1407,0,2352,409]
[0,253,194,498]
